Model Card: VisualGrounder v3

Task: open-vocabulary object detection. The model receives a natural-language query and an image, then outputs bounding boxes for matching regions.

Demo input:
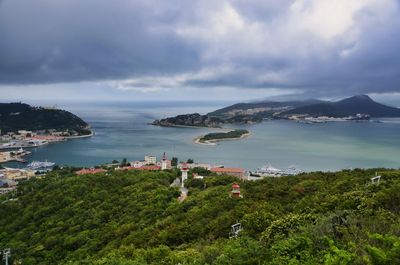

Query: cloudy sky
[1,0,400,103]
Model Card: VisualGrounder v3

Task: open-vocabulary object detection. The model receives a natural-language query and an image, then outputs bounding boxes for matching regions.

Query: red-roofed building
[76,168,107,175]
[210,167,245,179]
[137,165,161,171]
[231,182,242,198]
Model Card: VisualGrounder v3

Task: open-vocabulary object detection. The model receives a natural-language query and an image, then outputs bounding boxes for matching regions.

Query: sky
[1,0,400,104]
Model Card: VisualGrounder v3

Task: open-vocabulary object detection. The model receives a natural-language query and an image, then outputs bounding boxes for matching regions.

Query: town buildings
[131,153,172,170]
[177,162,211,170]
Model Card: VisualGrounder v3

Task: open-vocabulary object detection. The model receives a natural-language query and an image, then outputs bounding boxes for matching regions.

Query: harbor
[0,148,31,163]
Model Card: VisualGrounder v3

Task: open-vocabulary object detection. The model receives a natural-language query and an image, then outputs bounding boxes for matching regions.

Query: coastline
[150,123,232,131]
[193,132,251,146]
[66,130,95,139]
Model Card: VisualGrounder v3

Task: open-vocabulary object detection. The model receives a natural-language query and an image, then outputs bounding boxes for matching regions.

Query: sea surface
[7,101,400,171]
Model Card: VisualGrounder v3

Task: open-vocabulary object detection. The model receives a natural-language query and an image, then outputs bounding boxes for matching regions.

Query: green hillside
[1,168,400,264]
[0,103,91,135]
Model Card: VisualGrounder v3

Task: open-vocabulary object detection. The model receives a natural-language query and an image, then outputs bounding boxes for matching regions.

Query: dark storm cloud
[1,0,400,97]
[0,0,199,83]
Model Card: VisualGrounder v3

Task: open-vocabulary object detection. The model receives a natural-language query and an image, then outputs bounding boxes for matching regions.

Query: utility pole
[2,248,11,265]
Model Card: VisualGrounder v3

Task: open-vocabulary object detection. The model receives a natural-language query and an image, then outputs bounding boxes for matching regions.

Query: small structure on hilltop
[371,172,381,186]
[229,223,243,239]
[181,162,189,188]
[231,182,242,198]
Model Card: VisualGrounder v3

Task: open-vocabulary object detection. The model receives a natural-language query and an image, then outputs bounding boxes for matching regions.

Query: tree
[191,167,211,176]
[121,158,128,167]
[171,157,178,167]
[187,158,194,164]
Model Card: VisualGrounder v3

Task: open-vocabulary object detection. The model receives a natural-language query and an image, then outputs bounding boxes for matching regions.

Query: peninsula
[0,103,91,136]
[152,95,400,127]
[0,103,93,151]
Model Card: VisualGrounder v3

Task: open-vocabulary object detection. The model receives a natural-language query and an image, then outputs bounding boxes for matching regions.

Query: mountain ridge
[283,95,400,118]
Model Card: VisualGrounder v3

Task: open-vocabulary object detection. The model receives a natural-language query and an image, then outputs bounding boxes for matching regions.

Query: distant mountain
[152,95,400,128]
[208,99,325,118]
[0,103,91,135]
[283,95,400,117]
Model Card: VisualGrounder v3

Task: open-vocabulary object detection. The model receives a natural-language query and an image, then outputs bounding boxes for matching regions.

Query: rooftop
[210,167,245,173]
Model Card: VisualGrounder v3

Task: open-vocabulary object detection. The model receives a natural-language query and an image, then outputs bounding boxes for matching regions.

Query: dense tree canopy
[1,168,400,264]
[199,130,249,142]
[0,103,90,135]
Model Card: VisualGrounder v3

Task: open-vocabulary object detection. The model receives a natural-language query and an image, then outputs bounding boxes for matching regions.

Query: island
[195,129,250,145]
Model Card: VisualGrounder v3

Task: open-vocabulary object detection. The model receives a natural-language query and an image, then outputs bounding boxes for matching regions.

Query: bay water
[12,101,400,172]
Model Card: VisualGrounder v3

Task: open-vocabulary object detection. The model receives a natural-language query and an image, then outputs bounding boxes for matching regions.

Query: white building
[131,160,147,168]
[177,162,211,170]
[144,155,157,165]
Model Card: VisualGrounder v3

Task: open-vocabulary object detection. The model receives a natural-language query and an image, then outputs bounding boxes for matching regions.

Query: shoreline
[193,132,251,146]
[0,131,95,152]
[150,123,232,131]
[65,130,95,139]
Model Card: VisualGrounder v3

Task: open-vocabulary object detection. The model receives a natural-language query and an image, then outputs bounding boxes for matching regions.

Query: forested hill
[1,168,400,264]
[0,103,90,135]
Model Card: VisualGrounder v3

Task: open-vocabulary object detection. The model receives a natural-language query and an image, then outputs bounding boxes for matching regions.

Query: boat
[0,140,48,150]
[251,163,303,178]
[251,163,283,177]
[26,140,48,147]
[283,165,303,176]
[27,161,55,172]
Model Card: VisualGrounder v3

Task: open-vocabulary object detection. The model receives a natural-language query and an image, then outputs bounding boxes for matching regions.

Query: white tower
[161,152,168,170]
[181,162,189,187]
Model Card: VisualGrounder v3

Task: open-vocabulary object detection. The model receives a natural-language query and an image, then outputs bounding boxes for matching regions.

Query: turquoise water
[11,102,400,171]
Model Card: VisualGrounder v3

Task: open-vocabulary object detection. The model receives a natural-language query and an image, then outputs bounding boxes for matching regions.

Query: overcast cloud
[1,0,400,100]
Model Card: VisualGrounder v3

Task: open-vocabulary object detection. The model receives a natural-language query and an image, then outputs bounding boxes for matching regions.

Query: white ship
[27,161,55,171]
[252,163,283,177]
[251,163,303,178]
[283,165,303,176]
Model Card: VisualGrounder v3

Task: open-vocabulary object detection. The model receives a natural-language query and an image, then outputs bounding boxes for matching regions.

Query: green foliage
[1,168,400,264]
[366,233,400,264]
[191,167,211,176]
[121,158,128,167]
[0,102,90,134]
[323,239,356,265]
[171,157,178,167]
[199,129,249,142]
